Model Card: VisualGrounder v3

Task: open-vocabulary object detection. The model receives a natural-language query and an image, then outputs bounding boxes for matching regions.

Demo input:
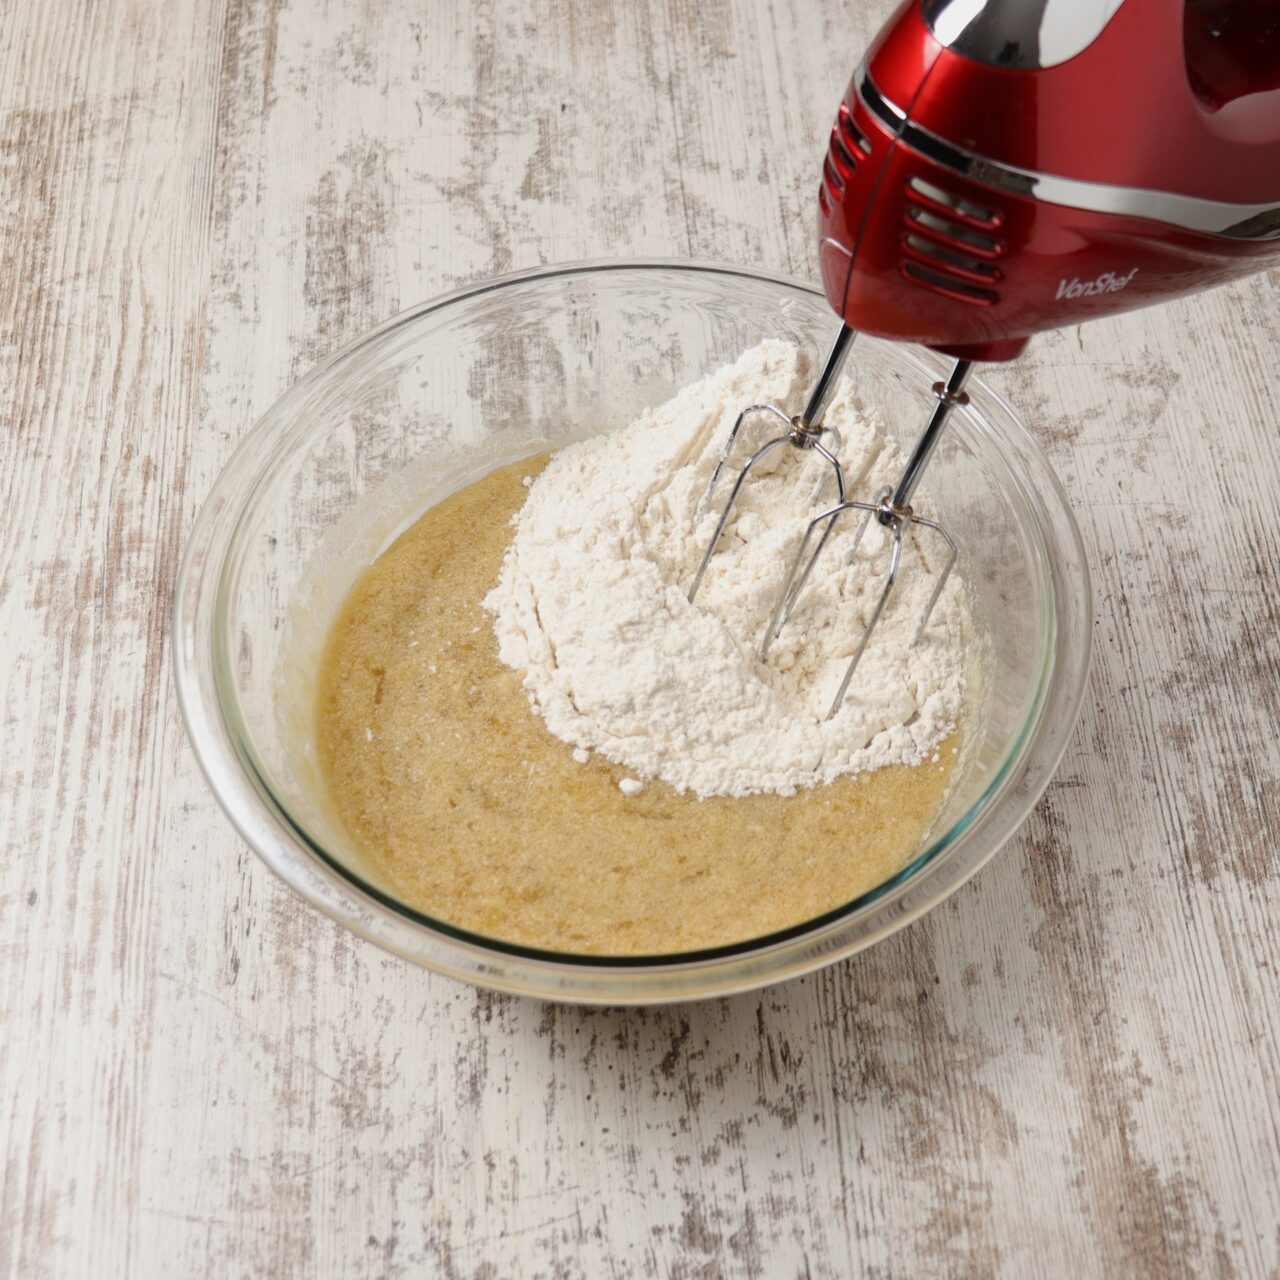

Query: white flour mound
[484,340,967,799]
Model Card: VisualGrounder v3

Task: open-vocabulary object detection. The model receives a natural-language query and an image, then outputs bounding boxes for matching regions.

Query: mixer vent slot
[823,154,845,197]
[838,104,872,155]
[903,232,1001,283]
[901,261,998,306]
[907,176,1001,227]
[830,132,858,180]
[906,206,1002,256]
[822,103,872,209]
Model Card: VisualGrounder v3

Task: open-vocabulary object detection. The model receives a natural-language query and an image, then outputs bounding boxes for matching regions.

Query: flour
[483,341,967,799]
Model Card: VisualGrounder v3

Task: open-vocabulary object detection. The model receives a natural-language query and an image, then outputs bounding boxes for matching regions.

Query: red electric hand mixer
[692,0,1280,718]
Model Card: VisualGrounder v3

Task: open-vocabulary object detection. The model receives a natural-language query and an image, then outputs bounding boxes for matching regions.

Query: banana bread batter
[317,457,959,955]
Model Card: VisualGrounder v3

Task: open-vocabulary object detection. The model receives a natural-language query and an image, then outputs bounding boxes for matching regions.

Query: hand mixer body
[694,0,1280,717]
[819,0,1280,362]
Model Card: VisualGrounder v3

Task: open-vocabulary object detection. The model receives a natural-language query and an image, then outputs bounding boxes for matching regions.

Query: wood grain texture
[1,0,1277,1276]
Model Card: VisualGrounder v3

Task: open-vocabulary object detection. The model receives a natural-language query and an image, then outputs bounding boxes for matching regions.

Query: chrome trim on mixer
[921,0,1125,70]
[857,70,1280,241]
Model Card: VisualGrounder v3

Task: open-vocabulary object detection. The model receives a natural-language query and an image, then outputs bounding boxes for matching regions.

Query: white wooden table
[3,2,1279,1275]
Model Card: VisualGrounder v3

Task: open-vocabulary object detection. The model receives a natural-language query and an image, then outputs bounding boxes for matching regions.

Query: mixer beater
[687,325,853,607]
[764,354,970,719]
[690,0,1280,718]
[690,326,972,720]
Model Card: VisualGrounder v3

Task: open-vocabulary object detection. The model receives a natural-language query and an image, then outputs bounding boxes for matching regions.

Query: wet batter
[317,457,959,955]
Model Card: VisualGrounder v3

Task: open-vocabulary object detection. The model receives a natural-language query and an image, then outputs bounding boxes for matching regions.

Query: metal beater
[689,325,972,719]
[687,325,853,604]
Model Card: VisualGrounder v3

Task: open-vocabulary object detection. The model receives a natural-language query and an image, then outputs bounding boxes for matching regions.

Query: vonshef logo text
[1056,267,1139,300]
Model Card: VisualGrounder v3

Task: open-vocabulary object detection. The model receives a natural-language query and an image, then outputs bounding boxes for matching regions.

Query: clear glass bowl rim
[173,258,1092,1004]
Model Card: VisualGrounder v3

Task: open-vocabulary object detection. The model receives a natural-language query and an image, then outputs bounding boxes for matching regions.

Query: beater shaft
[800,324,857,429]
[886,360,972,517]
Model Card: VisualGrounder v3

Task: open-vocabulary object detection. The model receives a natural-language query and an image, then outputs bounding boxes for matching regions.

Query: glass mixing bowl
[173,261,1091,1003]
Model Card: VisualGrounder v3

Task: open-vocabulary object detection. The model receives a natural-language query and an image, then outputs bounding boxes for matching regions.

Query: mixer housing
[818,0,1280,362]
[693,0,1280,715]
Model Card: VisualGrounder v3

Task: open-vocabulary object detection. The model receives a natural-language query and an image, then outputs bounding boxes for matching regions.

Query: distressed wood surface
[2,0,1278,1276]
